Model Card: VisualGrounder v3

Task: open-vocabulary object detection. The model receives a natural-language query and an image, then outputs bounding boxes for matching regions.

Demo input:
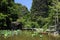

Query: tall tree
[0,0,29,29]
[31,0,49,17]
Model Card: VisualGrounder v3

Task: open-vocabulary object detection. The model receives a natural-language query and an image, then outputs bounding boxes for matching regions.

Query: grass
[0,30,60,40]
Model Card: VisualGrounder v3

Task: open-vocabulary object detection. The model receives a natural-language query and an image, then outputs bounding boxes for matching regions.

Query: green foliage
[0,0,29,28]
[0,30,21,38]
[31,0,49,17]
[0,13,7,26]
[0,0,60,29]
[0,13,7,20]
[48,0,60,25]
[30,0,50,28]
[30,0,60,29]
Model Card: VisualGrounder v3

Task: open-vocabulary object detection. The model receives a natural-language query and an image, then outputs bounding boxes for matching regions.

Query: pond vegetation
[0,30,60,40]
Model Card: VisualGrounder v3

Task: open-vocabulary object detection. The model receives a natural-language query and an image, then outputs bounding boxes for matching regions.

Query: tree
[31,0,49,18]
[30,0,51,28]
[0,0,29,29]
[0,13,7,27]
